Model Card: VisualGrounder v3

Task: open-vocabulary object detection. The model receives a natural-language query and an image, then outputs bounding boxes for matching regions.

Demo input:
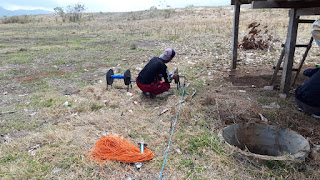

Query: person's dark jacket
[137,57,170,84]
[295,68,320,107]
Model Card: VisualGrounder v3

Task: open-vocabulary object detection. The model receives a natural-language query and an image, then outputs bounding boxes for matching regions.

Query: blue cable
[159,84,186,180]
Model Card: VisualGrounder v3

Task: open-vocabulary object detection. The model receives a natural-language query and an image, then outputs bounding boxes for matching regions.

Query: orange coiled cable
[88,135,154,163]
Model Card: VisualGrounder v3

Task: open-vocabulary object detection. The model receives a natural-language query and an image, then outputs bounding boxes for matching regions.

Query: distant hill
[0,7,53,18]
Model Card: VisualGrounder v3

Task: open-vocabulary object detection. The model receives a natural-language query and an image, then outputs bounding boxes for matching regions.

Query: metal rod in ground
[159,85,186,180]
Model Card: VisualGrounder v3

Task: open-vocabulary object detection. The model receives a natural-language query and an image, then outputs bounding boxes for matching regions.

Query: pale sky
[0,0,230,12]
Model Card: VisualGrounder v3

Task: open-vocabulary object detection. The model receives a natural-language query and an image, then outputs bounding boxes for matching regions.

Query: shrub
[1,15,31,24]
[54,7,66,22]
[54,3,86,23]
[149,6,157,10]
[239,22,273,50]
[66,3,86,22]
[164,8,175,18]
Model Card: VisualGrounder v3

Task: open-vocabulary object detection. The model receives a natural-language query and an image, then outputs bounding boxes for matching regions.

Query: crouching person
[136,48,177,97]
[295,68,320,119]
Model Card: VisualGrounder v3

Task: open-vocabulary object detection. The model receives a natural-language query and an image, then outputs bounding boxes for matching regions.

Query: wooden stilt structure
[231,0,320,95]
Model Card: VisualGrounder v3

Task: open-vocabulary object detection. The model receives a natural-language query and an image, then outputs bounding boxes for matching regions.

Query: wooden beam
[281,9,299,95]
[298,19,316,24]
[297,8,320,16]
[292,37,314,87]
[270,46,285,86]
[231,0,252,5]
[232,0,241,70]
[252,1,320,9]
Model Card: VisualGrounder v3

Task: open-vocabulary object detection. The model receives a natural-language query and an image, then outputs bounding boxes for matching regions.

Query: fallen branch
[0,111,17,115]
[191,89,197,98]
[215,100,221,122]
[158,109,169,116]
[227,85,252,88]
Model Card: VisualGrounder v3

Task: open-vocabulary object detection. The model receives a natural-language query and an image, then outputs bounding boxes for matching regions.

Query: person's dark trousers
[295,97,320,116]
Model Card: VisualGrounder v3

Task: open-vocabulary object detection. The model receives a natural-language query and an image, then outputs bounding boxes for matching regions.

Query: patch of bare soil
[16,71,68,82]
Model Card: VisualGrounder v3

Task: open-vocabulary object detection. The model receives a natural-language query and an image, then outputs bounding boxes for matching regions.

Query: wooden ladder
[270,19,315,87]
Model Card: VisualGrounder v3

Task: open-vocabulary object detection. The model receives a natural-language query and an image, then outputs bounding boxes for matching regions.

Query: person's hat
[160,48,175,60]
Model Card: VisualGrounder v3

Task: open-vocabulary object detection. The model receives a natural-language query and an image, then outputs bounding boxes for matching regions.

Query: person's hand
[172,74,178,80]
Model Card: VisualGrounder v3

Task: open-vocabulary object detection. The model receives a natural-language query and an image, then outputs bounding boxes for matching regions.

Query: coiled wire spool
[106,69,132,91]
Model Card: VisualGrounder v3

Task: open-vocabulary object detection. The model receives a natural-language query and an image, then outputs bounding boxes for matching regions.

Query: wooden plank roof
[231,0,320,8]
[252,1,320,9]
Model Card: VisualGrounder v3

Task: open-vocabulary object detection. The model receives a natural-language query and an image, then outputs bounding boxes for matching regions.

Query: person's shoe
[311,114,320,119]
[142,92,156,98]
[150,93,156,99]
[144,92,150,96]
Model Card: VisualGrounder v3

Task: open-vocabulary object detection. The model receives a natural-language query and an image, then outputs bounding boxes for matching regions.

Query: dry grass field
[1,6,320,179]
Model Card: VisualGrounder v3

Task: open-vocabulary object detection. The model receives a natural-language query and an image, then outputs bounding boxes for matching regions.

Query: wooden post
[231,0,241,70]
[292,37,314,87]
[270,46,285,85]
[280,9,299,94]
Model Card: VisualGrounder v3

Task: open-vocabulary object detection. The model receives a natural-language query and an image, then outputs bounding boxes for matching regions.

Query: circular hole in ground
[222,123,310,160]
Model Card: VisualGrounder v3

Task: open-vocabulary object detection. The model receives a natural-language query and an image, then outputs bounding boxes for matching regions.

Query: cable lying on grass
[88,134,154,164]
